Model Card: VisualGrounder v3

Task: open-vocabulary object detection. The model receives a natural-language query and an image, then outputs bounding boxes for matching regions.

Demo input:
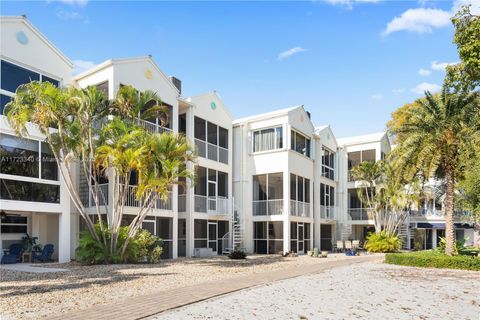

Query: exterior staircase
[222,198,244,254]
[339,223,352,241]
[398,223,411,250]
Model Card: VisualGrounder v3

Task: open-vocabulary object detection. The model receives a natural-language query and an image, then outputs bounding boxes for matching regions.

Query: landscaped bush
[385,250,480,271]
[364,231,401,253]
[228,249,247,259]
[76,224,163,264]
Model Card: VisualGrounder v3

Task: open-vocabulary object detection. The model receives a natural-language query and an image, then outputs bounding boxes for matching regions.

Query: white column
[185,106,195,257]
[432,229,437,249]
[172,213,178,259]
[283,170,290,254]
[58,166,71,263]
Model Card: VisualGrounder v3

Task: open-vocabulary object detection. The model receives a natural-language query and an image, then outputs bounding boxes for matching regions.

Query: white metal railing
[290,200,310,217]
[178,194,186,212]
[194,138,228,164]
[348,208,371,220]
[194,195,230,215]
[125,117,173,134]
[124,185,172,210]
[252,199,283,216]
[320,205,335,219]
[409,209,471,218]
[88,183,109,207]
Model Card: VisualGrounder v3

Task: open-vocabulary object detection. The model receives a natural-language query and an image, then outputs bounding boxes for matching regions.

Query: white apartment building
[1,16,477,263]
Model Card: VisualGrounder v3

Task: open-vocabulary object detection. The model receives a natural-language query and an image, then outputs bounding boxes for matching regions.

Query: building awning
[416,223,473,229]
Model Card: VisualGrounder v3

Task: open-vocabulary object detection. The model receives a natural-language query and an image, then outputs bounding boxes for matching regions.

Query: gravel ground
[0,254,354,319]
[152,261,480,320]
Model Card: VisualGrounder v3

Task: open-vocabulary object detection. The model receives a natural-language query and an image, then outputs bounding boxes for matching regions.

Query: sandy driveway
[152,261,480,320]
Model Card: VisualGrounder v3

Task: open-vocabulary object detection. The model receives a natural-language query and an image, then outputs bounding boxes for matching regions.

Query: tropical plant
[364,231,401,253]
[351,161,419,235]
[446,5,480,93]
[5,82,195,262]
[436,236,466,256]
[388,86,480,255]
[21,234,38,252]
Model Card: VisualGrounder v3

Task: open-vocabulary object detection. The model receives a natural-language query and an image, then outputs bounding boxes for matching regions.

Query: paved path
[51,255,382,320]
[0,263,69,273]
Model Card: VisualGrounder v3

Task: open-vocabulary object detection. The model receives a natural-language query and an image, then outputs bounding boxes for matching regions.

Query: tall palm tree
[388,86,479,255]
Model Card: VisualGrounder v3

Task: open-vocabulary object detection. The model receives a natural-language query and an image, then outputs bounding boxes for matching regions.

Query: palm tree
[388,86,479,255]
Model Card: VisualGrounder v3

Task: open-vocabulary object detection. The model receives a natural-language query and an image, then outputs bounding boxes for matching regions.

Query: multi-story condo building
[0,16,477,263]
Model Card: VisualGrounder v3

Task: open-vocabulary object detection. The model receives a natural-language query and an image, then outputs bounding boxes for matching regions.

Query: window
[1,60,40,93]
[252,126,283,152]
[348,149,376,170]
[290,174,310,203]
[0,179,60,203]
[179,114,187,134]
[320,183,335,206]
[194,116,228,163]
[1,94,12,115]
[96,81,109,96]
[321,148,335,180]
[0,134,39,178]
[291,130,311,157]
[41,142,58,181]
[207,122,218,145]
[253,221,283,254]
[195,166,207,196]
[42,75,59,87]
[0,215,28,234]
[253,173,283,216]
[219,127,228,149]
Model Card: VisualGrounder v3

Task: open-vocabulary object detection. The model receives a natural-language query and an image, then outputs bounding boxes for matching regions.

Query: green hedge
[385,250,480,271]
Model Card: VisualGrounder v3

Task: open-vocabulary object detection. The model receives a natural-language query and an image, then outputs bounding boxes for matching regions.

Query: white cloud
[277,47,307,61]
[383,0,480,36]
[323,0,380,9]
[418,68,431,76]
[72,59,96,75]
[58,0,88,6]
[392,88,406,94]
[411,82,441,95]
[383,8,451,35]
[371,94,383,100]
[431,60,458,71]
[56,10,82,20]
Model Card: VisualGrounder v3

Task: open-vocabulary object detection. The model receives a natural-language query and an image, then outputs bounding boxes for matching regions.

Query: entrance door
[208,181,217,213]
[298,223,304,253]
[208,222,218,254]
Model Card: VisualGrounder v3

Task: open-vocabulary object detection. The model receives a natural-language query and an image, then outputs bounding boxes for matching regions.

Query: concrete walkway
[51,255,382,320]
[0,263,69,273]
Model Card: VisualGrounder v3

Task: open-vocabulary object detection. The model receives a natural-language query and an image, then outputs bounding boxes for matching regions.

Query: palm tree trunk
[444,167,455,256]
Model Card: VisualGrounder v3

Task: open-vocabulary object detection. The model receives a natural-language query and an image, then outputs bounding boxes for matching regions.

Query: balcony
[195,139,228,164]
[178,194,186,212]
[124,185,173,210]
[129,117,173,134]
[84,183,109,207]
[348,208,372,220]
[290,200,310,217]
[410,209,472,218]
[252,199,283,216]
[194,195,230,215]
[320,205,335,219]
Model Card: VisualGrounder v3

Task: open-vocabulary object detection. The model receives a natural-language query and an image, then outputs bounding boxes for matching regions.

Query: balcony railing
[320,205,335,219]
[410,209,472,218]
[87,183,109,207]
[178,194,186,212]
[252,199,283,216]
[194,139,228,164]
[124,185,172,210]
[290,200,310,217]
[194,195,230,215]
[129,117,173,134]
[348,208,372,220]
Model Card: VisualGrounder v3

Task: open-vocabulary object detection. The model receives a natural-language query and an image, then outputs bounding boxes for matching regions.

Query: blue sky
[2,0,476,137]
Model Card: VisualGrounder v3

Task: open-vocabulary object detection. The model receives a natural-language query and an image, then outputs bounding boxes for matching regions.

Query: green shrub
[436,236,466,255]
[364,231,402,253]
[76,224,163,264]
[385,250,480,270]
[228,249,247,259]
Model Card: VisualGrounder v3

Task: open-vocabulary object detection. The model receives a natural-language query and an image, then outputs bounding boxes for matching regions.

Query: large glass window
[290,174,310,203]
[194,116,206,141]
[348,149,376,169]
[320,183,335,206]
[219,127,228,149]
[194,116,228,163]
[1,94,12,115]
[0,134,39,178]
[253,173,283,216]
[0,179,60,203]
[41,142,58,180]
[321,148,335,180]
[252,126,283,152]
[291,130,311,157]
[207,122,218,145]
[195,166,207,196]
[1,60,40,93]
[253,221,283,254]
[0,214,28,233]
[42,75,59,87]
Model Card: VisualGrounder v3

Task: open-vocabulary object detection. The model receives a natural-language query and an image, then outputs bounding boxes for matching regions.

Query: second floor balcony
[194,195,230,215]
[252,199,283,216]
[194,139,228,164]
[348,208,372,220]
[320,205,336,219]
[290,200,310,217]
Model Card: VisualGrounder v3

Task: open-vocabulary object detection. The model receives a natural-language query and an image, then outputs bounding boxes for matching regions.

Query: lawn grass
[385,250,480,271]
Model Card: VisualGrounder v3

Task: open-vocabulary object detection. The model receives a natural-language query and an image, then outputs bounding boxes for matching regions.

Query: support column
[185,105,195,257]
[58,166,71,263]
[432,229,437,249]
[283,170,290,254]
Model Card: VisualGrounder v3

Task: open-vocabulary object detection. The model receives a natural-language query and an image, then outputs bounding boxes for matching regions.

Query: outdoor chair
[344,240,352,250]
[352,240,360,250]
[336,240,344,253]
[32,244,54,263]
[1,243,24,264]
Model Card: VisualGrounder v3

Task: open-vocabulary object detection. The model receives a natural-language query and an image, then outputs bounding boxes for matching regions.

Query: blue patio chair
[32,244,54,263]
[1,243,24,264]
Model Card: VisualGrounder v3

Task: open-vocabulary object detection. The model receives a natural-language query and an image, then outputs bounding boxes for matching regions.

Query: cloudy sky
[3,0,478,137]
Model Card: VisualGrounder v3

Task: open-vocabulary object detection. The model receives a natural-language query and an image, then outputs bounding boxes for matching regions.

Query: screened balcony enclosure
[252,173,283,216]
